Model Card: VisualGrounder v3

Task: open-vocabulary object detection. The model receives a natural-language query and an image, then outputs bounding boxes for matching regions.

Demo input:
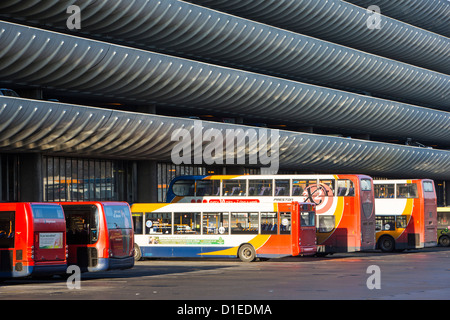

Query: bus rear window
[31,204,64,219]
[360,179,372,191]
[423,181,434,192]
[104,205,132,229]
[301,211,315,227]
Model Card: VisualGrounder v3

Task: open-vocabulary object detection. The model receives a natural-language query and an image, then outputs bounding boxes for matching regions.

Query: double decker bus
[166,174,375,254]
[373,179,437,252]
[0,203,67,279]
[59,202,134,272]
[131,202,316,262]
[437,207,450,247]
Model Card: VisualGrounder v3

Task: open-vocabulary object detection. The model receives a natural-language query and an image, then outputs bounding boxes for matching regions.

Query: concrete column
[136,160,158,202]
[18,88,43,100]
[444,181,450,207]
[131,105,156,114]
[18,153,43,202]
[225,166,245,175]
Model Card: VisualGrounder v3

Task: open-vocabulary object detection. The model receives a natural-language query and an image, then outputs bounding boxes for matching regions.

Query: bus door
[422,180,437,247]
[359,177,375,250]
[32,204,66,264]
[0,208,15,276]
[297,203,316,255]
[63,204,99,269]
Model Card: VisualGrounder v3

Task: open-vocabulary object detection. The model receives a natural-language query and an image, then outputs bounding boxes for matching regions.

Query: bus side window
[222,180,246,196]
[261,212,277,234]
[172,179,195,196]
[231,212,258,234]
[292,180,315,196]
[438,212,449,228]
[274,180,289,196]
[196,180,220,196]
[396,216,407,228]
[337,180,354,196]
[374,184,394,198]
[317,215,335,233]
[0,211,14,248]
[146,212,172,235]
[280,212,291,234]
[248,179,272,196]
[203,212,229,234]
[397,183,418,198]
[174,212,200,234]
[376,216,396,231]
[319,179,335,196]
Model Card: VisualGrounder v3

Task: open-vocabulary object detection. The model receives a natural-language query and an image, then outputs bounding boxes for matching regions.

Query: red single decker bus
[0,203,67,279]
[60,201,134,272]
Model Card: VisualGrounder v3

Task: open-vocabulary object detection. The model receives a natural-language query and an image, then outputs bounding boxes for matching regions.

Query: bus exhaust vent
[408,233,420,247]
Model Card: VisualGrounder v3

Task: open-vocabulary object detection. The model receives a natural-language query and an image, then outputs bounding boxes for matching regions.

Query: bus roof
[373,179,433,184]
[59,201,129,206]
[173,174,372,181]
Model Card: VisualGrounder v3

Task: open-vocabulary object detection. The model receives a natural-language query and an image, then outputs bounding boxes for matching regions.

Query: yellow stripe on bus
[401,198,414,216]
[199,235,271,256]
[376,198,414,240]
[131,203,170,212]
[316,196,344,245]
[203,175,241,180]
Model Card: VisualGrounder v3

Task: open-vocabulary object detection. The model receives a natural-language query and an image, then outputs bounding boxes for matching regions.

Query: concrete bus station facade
[0,0,448,205]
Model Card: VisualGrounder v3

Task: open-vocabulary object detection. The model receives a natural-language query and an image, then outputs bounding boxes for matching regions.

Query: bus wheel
[378,236,395,253]
[238,244,256,262]
[134,243,143,261]
[439,235,450,247]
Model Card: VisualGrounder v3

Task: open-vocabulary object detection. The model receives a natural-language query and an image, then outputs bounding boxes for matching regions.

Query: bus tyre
[238,244,256,262]
[379,236,395,253]
[439,235,450,247]
[134,243,142,261]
